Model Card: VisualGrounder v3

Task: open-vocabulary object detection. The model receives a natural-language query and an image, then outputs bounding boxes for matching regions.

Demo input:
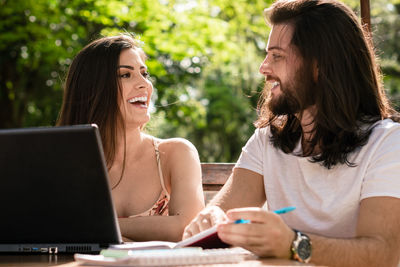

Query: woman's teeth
[128,96,148,103]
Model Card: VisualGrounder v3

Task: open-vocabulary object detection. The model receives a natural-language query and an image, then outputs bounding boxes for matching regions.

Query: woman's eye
[119,73,131,78]
[142,71,150,78]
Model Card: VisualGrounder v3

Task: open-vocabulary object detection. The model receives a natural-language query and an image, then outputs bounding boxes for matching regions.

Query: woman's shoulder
[152,136,200,173]
[146,135,198,156]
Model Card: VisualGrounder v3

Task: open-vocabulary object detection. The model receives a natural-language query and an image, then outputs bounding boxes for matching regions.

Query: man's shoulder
[363,119,400,151]
[370,119,400,137]
[254,126,271,137]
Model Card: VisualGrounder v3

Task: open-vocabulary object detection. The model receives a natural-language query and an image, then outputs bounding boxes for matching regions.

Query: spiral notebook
[74,247,253,266]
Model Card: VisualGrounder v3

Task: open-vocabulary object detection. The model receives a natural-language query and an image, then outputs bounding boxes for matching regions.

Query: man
[183,0,400,266]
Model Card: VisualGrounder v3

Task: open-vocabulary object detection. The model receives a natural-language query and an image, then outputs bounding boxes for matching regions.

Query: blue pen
[234,218,251,224]
[234,206,296,224]
[273,206,296,214]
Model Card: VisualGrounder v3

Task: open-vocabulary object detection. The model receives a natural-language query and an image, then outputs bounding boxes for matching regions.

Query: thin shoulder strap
[153,138,169,196]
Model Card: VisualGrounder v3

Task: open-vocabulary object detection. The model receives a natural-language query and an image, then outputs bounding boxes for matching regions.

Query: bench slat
[201,163,234,190]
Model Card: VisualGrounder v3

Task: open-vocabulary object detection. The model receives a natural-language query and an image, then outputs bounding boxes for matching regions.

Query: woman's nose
[135,76,149,89]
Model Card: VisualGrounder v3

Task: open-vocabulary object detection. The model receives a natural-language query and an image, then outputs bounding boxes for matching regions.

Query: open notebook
[0,124,122,253]
[110,225,229,250]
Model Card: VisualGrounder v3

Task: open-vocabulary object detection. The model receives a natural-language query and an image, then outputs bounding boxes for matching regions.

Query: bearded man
[183,0,400,266]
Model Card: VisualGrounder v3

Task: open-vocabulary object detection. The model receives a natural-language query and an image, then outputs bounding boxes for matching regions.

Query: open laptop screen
[0,124,122,253]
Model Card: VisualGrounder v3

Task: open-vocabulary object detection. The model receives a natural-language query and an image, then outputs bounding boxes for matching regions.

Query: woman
[57,34,205,242]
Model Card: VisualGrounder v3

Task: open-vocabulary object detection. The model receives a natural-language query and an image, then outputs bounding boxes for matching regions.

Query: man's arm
[309,196,400,267]
[182,167,265,238]
[209,167,266,210]
[218,196,400,267]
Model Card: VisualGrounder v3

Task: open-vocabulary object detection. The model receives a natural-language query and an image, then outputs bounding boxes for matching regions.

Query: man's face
[259,23,314,115]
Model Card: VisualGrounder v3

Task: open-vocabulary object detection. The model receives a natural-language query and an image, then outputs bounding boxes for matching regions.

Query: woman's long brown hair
[57,34,144,171]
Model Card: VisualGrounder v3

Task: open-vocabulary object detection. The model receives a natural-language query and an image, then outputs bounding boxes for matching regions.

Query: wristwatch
[290,230,312,263]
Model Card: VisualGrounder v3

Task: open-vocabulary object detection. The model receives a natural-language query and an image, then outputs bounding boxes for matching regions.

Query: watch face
[298,239,312,260]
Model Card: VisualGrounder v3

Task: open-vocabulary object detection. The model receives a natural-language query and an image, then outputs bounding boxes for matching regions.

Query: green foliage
[370,0,400,109]
[1,0,400,162]
[342,0,400,109]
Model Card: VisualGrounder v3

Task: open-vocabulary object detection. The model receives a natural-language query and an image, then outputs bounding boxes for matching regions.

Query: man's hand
[217,207,295,258]
[182,205,228,239]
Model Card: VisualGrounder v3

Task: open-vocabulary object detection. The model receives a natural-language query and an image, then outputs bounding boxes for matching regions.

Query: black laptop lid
[0,124,122,253]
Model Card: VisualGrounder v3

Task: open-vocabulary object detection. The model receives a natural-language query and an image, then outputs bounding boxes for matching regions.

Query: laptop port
[40,247,48,253]
[31,247,40,252]
[49,247,58,254]
[22,247,31,252]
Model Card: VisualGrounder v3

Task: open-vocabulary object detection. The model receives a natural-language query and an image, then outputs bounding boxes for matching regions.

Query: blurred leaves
[1,0,400,162]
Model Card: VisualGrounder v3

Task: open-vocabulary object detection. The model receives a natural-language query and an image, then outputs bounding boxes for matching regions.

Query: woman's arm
[119,138,205,241]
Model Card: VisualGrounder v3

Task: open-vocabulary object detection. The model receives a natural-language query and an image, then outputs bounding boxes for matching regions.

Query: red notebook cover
[175,225,230,249]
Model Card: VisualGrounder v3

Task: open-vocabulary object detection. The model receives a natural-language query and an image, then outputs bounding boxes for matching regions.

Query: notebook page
[111,241,176,250]
[74,247,252,266]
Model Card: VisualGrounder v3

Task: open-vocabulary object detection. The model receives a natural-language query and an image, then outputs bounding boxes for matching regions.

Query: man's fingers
[182,206,228,239]
[226,207,278,224]
[218,227,266,247]
[182,221,201,239]
[218,221,267,237]
[198,217,213,232]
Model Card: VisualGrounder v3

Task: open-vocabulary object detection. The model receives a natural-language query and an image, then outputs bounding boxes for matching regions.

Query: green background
[1,0,399,162]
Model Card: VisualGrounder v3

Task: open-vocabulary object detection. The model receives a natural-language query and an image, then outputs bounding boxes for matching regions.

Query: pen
[273,206,296,214]
[234,206,296,224]
[234,219,251,224]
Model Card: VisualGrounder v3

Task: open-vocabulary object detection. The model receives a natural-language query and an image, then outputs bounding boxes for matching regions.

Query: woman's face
[117,48,153,128]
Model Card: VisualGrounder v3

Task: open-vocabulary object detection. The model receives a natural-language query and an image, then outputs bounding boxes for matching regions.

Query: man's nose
[259,56,271,76]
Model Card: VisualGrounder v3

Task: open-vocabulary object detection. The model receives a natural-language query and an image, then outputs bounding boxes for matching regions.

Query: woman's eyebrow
[118,65,134,70]
[117,65,147,70]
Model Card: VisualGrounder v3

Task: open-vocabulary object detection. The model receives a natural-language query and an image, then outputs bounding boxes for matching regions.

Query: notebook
[0,124,122,254]
[111,225,229,250]
[74,247,253,266]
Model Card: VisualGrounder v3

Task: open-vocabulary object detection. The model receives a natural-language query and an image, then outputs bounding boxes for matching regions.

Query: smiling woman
[57,34,205,242]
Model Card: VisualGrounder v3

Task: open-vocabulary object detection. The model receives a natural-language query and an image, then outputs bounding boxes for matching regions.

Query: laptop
[0,124,122,254]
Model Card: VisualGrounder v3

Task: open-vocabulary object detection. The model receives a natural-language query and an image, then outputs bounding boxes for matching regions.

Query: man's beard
[267,67,315,116]
[268,84,300,115]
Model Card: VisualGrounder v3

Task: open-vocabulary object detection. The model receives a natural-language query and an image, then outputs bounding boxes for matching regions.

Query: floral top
[129,138,170,217]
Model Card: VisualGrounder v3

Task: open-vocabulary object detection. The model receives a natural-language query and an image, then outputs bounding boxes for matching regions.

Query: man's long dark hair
[57,34,144,170]
[256,0,398,168]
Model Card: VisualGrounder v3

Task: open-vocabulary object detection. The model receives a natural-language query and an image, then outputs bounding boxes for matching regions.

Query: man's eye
[272,54,282,60]
[119,73,130,78]
[142,72,150,78]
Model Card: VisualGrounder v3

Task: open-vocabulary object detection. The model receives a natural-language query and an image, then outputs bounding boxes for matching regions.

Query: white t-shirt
[235,119,400,238]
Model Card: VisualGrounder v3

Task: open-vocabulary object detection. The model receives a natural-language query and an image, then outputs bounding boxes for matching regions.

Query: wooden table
[0,254,313,266]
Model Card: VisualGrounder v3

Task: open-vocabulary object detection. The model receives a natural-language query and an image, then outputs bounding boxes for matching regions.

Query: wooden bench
[201,163,234,204]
